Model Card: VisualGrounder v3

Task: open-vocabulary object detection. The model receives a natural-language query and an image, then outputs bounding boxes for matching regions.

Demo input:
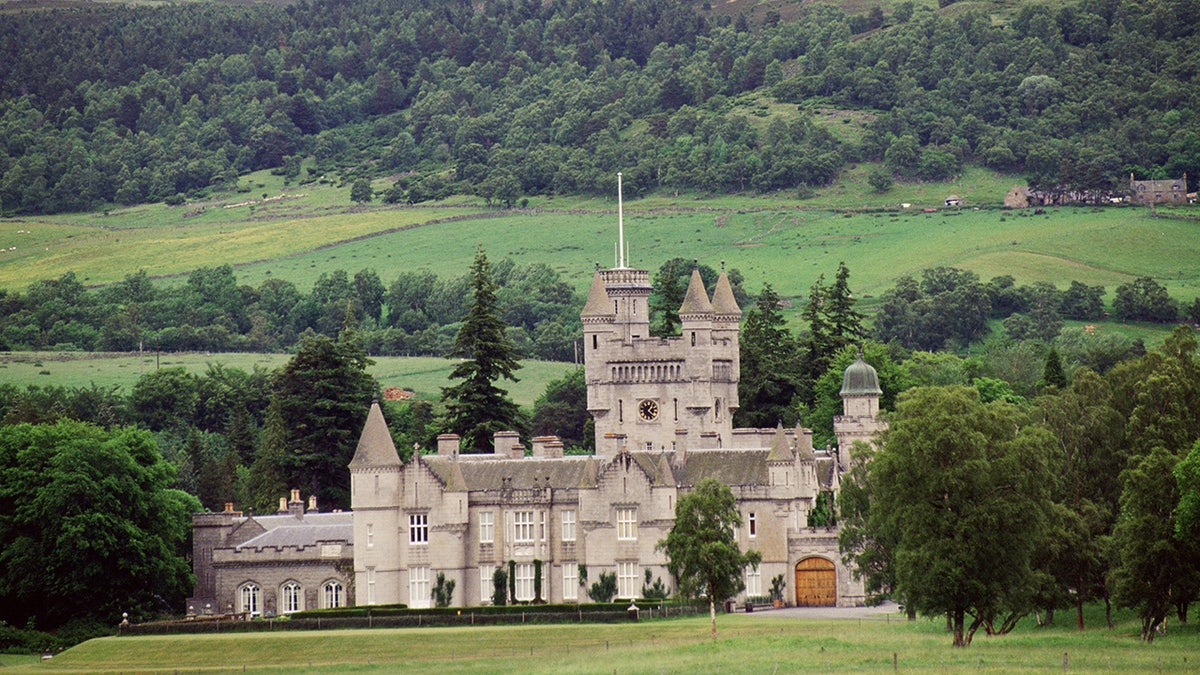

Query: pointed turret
[581,269,615,320]
[349,401,402,468]
[678,267,714,317]
[767,424,794,462]
[710,269,742,319]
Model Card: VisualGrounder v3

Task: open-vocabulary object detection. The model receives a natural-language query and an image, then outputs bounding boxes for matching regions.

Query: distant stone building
[1129,174,1188,205]
[189,492,353,617]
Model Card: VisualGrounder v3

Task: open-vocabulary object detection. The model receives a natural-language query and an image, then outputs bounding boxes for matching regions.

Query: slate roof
[233,512,354,549]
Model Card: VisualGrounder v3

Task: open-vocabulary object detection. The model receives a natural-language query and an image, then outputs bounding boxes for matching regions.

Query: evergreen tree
[271,331,376,509]
[442,248,525,453]
[827,261,867,348]
[735,284,802,427]
[1042,347,1067,389]
[649,258,690,337]
[248,397,290,512]
[799,274,835,405]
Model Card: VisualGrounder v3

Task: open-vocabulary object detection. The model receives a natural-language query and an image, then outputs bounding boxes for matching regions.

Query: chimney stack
[437,433,460,456]
[307,495,318,513]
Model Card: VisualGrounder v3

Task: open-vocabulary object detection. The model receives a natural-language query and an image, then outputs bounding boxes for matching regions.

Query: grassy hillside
[0,351,576,406]
[7,164,1198,309]
[12,606,1198,674]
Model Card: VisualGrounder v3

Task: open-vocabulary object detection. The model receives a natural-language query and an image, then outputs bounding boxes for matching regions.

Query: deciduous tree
[659,478,761,638]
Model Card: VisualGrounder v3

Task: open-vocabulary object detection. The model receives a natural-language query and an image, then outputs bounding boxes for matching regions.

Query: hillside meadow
[0,352,577,405]
[6,607,1199,674]
[5,164,1199,309]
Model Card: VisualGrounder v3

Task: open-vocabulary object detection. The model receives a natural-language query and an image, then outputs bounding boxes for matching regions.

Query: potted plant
[770,574,786,608]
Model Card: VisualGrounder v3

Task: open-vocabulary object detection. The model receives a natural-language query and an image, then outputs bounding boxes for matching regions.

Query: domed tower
[832,352,886,471]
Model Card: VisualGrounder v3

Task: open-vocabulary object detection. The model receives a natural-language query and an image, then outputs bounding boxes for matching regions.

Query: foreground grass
[0,352,577,406]
[13,610,1200,674]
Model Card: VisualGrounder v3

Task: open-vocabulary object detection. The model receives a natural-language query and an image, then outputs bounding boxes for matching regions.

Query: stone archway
[794,557,836,607]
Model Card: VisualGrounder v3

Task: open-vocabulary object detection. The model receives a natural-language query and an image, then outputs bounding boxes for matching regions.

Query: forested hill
[1,0,1197,214]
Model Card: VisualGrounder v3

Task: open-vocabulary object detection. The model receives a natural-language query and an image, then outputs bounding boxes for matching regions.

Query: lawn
[11,607,1199,674]
[0,352,577,407]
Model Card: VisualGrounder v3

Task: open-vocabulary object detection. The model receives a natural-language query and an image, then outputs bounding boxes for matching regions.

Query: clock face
[638,399,659,421]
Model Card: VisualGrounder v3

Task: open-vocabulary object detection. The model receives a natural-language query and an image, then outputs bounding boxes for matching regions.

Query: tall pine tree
[735,284,802,427]
[827,261,866,347]
[442,247,525,453]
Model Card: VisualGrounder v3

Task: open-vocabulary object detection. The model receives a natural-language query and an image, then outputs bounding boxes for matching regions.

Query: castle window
[367,567,376,605]
[562,509,576,541]
[239,583,261,616]
[323,581,344,608]
[691,331,696,346]
[745,564,762,597]
[480,511,494,544]
[515,563,535,602]
[410,513,428,545]
[480,566,496,605]
[748,513,757,538]
[563,562,579,600]
[366,523,374,549]
[514,510,535,543]
[540,511,547,542]
[617,562,639,599]
[593,335,597,350]
[617,508,638,541]
[280,582,303,614]
[409,566,430,609]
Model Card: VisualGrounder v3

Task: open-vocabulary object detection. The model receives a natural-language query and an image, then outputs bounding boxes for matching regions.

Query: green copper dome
[840,353,882,396]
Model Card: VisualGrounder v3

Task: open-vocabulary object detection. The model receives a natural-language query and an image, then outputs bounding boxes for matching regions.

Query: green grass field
[9,608,1198,674]
[0,352,577,406]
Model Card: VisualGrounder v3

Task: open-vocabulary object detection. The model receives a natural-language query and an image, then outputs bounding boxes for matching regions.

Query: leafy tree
[1113,277,1177,323]
[735,284,802,428]
[867,386,1054,646]
[804,342,908,448]
[1060,281,1106,321]
[441,248,525,453]
[531,368,591,451]
[350,177,373,204]
[1110,445,1200,641]
[1037,368,1127,629]
[271,331,376,509]
[867,167,893,193]
[130,367,200,432]
[0,420,200,629]
[658,478,762,638]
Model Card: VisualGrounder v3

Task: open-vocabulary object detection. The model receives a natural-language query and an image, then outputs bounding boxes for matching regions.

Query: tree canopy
[0,420,199,630]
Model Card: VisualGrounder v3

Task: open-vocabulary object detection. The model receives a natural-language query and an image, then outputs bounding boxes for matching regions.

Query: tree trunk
[1105,595,1113,629]
[1076,599,1084,631]
[952,610,966,647]
[709,596,717,639]
[1176,600,1189,624]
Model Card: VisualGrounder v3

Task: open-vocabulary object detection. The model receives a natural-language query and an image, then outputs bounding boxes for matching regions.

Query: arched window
[323,581,344,608]
[280,581,303,614]
[239,583,261,616]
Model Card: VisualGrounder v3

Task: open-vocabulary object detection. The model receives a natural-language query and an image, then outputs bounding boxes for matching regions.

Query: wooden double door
[794,557,836,607]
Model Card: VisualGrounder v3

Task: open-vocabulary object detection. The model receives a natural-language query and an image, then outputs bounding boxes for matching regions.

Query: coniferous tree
[248,397,290,512]
[442,247,525,453]
[735,284,801,427]
[799,274,835,405]
[1042,347,1067,389]
[827,261,866,348]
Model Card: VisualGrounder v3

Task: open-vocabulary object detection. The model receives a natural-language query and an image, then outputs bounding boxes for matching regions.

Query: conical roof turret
[840,352,883,396]
[349,401,402,468]
[711,268,742,318]
[678,267,713,317]
[767,424,794,462]
[581,269,615,320]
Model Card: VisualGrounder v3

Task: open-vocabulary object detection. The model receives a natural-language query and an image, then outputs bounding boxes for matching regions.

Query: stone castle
[190,259,885,616]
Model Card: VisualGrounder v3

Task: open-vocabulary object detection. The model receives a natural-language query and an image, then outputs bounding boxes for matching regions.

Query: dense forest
[2,0,1199,213]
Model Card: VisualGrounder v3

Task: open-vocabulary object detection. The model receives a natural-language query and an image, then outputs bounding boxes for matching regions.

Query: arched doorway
[794,557,836,607]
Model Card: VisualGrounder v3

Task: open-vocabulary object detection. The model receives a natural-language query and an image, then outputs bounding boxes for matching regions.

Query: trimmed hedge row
[121,604,703,636]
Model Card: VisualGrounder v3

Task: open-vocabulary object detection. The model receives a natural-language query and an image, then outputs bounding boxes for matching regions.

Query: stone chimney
[507,443,525,459]
[437,433,460,456]
[288,489,304,517]
[278,497,288,514]
[531,436,564,458]
[493,430,521,456]
[223,502,235,513]
[307,495,318,513]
